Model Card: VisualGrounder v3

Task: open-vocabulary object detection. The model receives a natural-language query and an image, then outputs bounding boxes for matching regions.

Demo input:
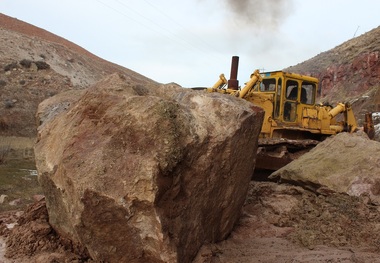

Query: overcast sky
[1,0,379,87]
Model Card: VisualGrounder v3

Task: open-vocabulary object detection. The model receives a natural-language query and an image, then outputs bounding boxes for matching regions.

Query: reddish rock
[316,51,380,100]
[285,26,380,115]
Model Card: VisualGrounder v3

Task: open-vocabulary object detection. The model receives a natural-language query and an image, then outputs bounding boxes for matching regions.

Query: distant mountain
[0,13,157,137]
[285,26,380,121]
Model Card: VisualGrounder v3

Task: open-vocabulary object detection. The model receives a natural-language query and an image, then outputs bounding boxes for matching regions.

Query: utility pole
[353,26,360,38]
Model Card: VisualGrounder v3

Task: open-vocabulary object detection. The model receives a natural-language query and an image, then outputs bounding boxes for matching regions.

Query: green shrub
[4,100,14,109]
[19,59,32,68]
[35,61,50,70]
[4,62,18,71]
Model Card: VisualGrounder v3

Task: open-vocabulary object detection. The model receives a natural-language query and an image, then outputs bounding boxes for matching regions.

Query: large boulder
[34,74,264,263]
[270,132,380,203]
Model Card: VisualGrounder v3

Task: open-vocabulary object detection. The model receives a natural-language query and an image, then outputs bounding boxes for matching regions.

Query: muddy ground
[194,181,380,262]
[0,159,40,213]
[2,172,380,262]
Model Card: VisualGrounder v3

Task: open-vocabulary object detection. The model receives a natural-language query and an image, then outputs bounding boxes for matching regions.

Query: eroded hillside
[0,13,157,137]
[285,26,380,123]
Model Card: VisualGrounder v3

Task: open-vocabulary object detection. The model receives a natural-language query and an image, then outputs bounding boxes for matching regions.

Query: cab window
[260,78,276,92]
[286,80,298,100]
[300,82,316,105]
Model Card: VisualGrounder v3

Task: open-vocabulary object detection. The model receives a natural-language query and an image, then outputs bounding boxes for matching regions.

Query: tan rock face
[270,132,380,203]
[34,74,264,263]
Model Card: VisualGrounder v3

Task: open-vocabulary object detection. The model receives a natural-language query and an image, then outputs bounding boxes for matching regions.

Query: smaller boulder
[270,132,380,203]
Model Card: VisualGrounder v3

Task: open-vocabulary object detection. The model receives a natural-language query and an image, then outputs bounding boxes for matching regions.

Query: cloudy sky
[1,0,379,87]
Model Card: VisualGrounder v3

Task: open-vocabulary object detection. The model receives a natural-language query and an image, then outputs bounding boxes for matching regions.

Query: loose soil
[193,181,380,263]
[2,179,380,262]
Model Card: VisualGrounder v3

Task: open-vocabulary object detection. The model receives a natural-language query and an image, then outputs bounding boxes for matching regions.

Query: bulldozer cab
[249,71,319,138]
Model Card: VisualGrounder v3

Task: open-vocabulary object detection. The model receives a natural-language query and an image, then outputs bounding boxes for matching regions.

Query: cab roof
[261,71,319,83]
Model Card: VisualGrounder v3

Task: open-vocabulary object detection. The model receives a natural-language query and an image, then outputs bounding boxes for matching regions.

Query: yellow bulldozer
[206,56,374,171]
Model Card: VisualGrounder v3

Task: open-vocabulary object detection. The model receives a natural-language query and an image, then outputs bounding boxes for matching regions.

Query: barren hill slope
[0,13,158,137]
[0,13,156,87]
[285,26,380,120]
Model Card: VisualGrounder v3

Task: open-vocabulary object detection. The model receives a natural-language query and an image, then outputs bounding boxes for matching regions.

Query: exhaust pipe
[228,56,239,90]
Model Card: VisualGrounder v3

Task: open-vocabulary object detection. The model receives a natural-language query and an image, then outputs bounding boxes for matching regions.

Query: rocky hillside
[0,13,157,137]
[285,26,380,122]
